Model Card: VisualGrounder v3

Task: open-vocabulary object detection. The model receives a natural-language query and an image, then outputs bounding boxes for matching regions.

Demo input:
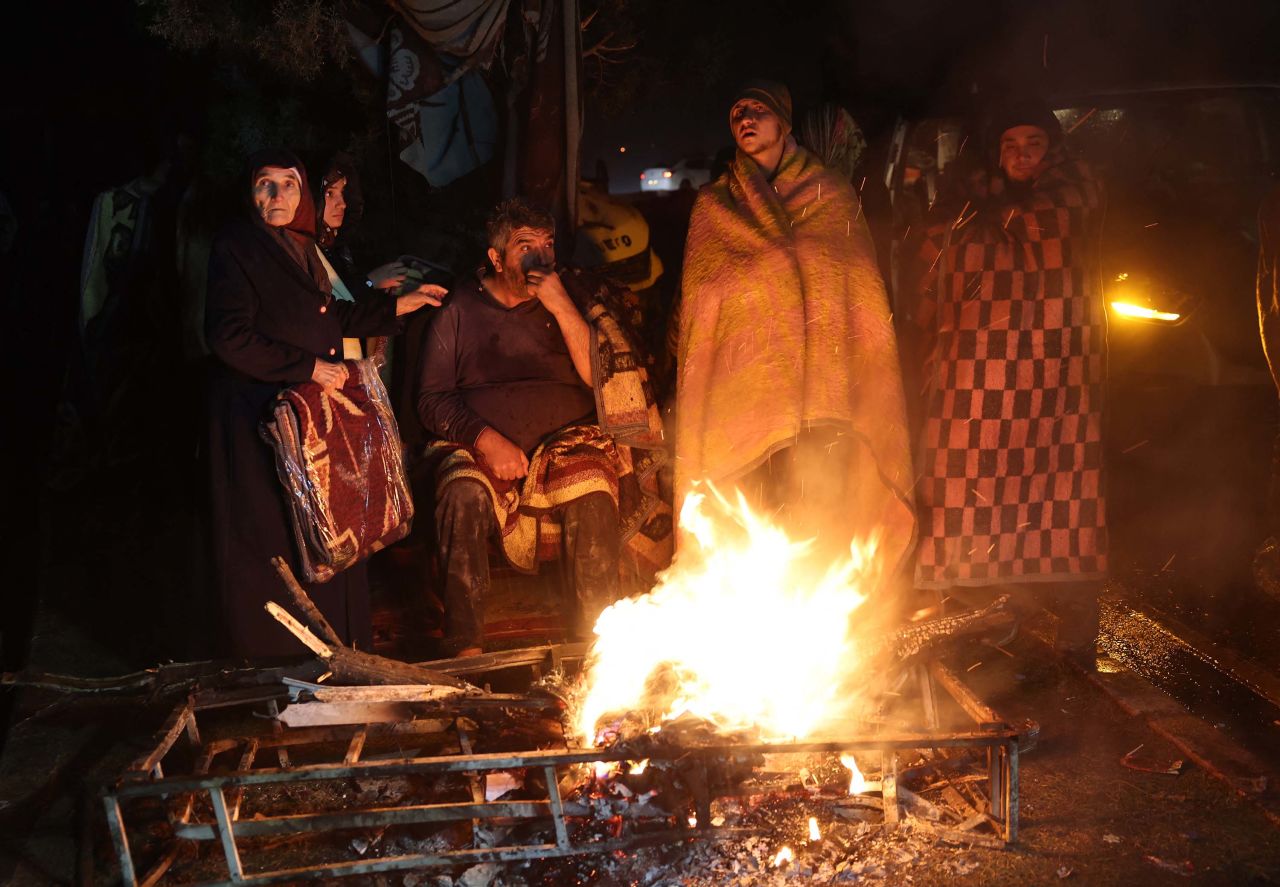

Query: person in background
[205,148,445,658]
[572,179,666,383]
[904,98,1108,667]
[79,130,193,465]
[314,154,435,362]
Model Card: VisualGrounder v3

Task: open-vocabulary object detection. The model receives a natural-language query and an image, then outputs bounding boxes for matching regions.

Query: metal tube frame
[103,656,1025,885]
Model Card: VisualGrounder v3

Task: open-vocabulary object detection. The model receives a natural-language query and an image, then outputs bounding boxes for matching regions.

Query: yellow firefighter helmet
[572,181,664,290]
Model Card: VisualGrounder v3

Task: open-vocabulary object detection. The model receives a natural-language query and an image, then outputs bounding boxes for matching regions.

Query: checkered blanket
[263,359,414,583]
[909,149,1107,588]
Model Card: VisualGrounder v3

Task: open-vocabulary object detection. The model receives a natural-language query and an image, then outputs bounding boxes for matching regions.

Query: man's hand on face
[475,427,529,481]
[523,266,573,314]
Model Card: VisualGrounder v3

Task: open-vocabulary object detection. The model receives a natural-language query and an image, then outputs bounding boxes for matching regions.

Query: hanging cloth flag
[402,68,498,188]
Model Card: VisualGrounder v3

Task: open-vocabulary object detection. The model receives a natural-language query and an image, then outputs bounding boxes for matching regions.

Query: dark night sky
[582,0,1280,189]
[4,0,1280,214]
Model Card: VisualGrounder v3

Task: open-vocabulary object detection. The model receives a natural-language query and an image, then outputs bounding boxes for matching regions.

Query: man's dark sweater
[417,276,596,453]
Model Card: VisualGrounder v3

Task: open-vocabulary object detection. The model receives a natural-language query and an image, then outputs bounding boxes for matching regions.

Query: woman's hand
[475,427,529,481]
[366,261,409,290]
[395,284,449,316]
[311,359,349,390]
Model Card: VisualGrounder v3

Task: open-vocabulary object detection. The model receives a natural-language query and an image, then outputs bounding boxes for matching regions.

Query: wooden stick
[265,602,474,691]
[325,647,472,690]
[270,557,344,648]
[265,602,333,658]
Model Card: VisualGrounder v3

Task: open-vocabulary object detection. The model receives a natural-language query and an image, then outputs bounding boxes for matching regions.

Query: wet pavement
[1102,380,1280,787]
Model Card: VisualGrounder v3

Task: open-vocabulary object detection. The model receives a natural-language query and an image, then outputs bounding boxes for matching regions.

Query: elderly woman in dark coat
[206,148,445,658]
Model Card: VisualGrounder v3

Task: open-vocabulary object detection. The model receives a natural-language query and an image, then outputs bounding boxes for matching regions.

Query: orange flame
[840,753,868,794]
[808,816,821,841]
[574,486,880,745]
[772,846,794,867]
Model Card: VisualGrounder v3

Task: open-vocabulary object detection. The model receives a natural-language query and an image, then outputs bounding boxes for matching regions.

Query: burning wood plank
[876,596,1016,667]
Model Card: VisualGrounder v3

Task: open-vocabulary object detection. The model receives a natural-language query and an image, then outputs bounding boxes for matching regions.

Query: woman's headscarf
[315,153,364,250]
[245,147,329,291]
[246,148,317,237]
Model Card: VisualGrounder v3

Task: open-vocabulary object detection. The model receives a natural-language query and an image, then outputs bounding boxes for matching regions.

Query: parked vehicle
[641,156,713,192]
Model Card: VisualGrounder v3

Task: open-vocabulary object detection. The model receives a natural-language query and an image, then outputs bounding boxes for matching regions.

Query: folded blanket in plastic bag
[262,358,413,582]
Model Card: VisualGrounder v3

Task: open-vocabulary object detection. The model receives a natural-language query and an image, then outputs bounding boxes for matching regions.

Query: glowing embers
[575,484,883,746]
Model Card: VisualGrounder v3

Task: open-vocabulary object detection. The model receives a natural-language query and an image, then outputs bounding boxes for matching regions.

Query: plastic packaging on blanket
[261,357,414,583]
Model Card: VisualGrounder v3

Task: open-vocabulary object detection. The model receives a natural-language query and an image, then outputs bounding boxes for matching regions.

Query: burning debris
[86,488,1027,884]
[571,488,1014,748]
[572,487,886,746]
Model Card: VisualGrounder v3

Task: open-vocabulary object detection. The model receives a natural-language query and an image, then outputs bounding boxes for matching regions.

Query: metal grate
[101,651,1027,885]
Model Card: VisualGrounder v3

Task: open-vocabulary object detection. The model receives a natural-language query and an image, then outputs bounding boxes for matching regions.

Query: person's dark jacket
[206,219,396,382]
[204,216,398,657]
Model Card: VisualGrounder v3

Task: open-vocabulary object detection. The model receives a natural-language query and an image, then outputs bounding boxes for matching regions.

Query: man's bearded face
[498,226,555,294]
[730,99,787,159]
[999,125,1050,183]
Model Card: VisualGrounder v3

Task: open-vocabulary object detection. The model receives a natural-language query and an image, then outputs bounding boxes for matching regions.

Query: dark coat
[205,218,399,658]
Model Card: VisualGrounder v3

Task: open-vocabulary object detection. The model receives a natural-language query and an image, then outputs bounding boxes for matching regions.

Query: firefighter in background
[572,180,668,388]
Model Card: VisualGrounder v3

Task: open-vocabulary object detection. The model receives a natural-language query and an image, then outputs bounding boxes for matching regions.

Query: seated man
[418,197,670,656]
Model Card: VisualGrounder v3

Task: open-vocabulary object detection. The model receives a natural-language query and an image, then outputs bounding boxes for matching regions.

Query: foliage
[140,0,350,81]
[580,0,823,118]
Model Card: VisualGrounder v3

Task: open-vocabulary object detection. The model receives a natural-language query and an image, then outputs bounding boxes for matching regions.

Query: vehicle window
[1255,93,1280,172]
[1058,96,1264,203]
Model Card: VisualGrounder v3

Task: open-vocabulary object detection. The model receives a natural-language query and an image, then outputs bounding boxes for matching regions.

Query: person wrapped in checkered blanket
[904,98,1107,662]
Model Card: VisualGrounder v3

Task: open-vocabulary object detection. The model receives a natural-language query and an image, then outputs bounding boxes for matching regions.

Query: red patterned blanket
[425,423,672,581]
[263,358,414,582]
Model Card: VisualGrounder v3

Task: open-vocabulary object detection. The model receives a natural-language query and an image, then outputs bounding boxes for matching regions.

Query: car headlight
[1106,272,1188,325]
[1110,300,1181,323]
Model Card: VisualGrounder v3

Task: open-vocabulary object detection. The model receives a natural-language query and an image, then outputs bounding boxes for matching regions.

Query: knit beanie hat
[985,97,1063,148]
[730,80,793,130]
